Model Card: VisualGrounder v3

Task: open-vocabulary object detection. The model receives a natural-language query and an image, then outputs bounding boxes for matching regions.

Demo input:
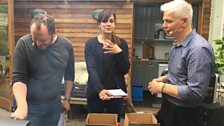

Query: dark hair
[30,14,55,35]
[31,9,47,18]
[97,9,116,24]
[97,9,120,44]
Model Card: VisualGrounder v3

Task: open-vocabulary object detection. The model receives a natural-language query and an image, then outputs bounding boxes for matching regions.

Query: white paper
[107,89,128,98]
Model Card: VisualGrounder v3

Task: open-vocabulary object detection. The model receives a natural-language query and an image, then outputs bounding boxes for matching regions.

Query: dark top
[12,34,74,105]
[85,37,130,97]
[165,29,215,107]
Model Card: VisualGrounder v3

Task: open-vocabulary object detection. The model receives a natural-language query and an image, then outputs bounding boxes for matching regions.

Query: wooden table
[61,96,87,105]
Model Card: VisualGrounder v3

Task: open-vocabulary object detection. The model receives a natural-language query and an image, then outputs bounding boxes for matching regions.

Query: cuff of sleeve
[64,77,74,82]
[12,80,27,85]
[178,85,188,101]
[115,50,124,58]
[96,86,105,94]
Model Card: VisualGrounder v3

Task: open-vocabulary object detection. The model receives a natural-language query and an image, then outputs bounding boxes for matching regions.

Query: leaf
[214,39,224,45]
[214,36,224,74]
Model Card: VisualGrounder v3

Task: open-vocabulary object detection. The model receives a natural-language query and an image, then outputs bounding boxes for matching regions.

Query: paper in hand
[107,89,128,98]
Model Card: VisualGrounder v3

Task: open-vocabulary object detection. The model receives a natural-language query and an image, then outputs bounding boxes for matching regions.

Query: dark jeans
[156,100,203,126]
[87,95,123,122]
[27,102,61,126]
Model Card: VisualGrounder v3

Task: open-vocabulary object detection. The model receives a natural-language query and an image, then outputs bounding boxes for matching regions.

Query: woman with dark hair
[85,9,130,123]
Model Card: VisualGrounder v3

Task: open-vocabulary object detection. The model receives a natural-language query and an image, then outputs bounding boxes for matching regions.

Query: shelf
[152,39,174,42]
[134,38,174,43]
[134,59,168,63]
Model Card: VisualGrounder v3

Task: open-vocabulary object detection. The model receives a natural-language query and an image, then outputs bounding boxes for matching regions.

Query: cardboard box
[86,113,118,126]
[124,113,159,126]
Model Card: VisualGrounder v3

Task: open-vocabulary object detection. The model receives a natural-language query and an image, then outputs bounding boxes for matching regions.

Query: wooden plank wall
[14,1,133,62]
[200,0,211,40]
[13,0,211,86]
[0,0,8,4]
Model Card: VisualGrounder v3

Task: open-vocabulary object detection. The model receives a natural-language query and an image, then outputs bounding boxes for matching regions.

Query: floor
[0,104,160,126]
[0,76,11,99]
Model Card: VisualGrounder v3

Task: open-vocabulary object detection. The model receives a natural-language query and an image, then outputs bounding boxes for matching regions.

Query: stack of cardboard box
[85,113,160,126]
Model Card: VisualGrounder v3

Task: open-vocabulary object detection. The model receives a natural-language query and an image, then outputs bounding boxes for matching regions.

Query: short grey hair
[30,14,56,35]
[160,0,193,24]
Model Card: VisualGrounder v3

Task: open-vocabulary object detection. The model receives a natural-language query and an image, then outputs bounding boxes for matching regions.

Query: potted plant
[3,55,10,77]
[214,36,224,82]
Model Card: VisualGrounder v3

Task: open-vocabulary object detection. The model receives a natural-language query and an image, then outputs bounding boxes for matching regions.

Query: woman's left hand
[102,39,122,54]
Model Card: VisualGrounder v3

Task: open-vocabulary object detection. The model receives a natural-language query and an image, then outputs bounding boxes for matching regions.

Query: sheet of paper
[107,89,128,98]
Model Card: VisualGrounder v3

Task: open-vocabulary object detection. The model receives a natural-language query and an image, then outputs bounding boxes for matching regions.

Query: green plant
[3,55,10,77]
[214,36,224,74]
[4,58,9,71]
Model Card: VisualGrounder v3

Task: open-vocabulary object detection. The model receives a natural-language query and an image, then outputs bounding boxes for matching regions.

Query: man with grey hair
[11,14,74,126]
[148,0,215,126]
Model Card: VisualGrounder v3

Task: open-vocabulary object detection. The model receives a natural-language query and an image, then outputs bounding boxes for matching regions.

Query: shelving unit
[134,4,198,43]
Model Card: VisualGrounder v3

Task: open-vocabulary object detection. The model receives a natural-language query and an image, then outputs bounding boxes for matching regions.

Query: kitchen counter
[151,59,168,63]
[134,59,168,63]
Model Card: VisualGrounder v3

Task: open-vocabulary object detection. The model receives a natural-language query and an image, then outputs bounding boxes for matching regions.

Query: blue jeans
[27,102,61,126]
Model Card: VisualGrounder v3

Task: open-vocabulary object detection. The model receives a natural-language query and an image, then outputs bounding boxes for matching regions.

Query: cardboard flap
[124,113,159,126]
[86,113,118,126]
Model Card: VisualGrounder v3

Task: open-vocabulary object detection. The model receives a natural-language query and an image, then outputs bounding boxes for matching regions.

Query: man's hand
[11,82,28,120]
[148,79,165,95]
[64,80,73,111]
[99,89,111,101]
[63,100,71,112]
[154,76,166,82]
[11,104,28,120]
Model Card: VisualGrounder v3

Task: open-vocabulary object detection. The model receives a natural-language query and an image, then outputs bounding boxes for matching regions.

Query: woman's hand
[102,39,122,54]
[99,89,111,101]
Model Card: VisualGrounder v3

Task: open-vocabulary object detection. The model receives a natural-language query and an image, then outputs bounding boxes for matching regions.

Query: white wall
[222,1,224,36]
[208,0,224,46]
[209,0,224,105]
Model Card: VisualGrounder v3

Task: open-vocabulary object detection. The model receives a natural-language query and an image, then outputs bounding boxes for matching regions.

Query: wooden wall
[13,0,212,61]
[198,0,211,40]
[0,0,7,4]
[14,1,134,62]
[13,0,211,86]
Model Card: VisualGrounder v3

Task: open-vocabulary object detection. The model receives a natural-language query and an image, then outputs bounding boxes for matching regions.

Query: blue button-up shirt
[165,29,215,107]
